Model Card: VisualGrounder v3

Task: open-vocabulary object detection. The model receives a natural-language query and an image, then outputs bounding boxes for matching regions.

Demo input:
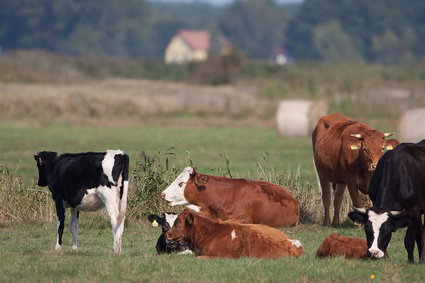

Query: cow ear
[350,144,360,150]
[348,211,368,224]
[147,214,165,225]
[34,155,39,162]
[185,213,194,226]
[385,139,399,150]
[194,176,207,191]
[190,167,196,178]
[389,215,410,232]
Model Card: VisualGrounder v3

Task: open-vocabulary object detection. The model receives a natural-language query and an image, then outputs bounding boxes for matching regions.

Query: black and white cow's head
[34,151,58,187]
[148,212,179,233]
[348,207,409,259]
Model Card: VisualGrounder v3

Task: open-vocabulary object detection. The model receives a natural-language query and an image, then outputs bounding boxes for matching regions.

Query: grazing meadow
[1,56,425,282]
[1,121,425,282]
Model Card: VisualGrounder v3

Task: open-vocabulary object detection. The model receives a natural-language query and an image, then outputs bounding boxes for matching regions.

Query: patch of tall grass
[0,150,352,225]
[0,165,54,222]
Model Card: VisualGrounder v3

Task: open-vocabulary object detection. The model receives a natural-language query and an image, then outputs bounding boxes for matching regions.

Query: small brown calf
[166,209,303,259]
[316,233,368,259]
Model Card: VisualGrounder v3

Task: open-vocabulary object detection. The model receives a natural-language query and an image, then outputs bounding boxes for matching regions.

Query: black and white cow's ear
[389,215,410,232]
[147,214,165,226]
[34,155,39,162]
[348,211,368,224]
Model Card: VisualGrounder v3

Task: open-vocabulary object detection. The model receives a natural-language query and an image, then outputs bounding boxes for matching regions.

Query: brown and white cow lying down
[166,209,303,259]
[316,233,389,259]
[312,113,399,226]
[161,167,299,228]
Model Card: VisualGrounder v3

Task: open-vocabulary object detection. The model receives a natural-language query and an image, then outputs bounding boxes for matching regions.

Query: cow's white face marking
[289,239,302,248]
[102,149,123,185]
[368,210,389,258]
[231,229,237,240]
[161,167,194,206]
[164,213,178,228]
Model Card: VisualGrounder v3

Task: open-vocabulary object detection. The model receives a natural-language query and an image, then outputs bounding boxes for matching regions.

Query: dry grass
[0,79,277,125]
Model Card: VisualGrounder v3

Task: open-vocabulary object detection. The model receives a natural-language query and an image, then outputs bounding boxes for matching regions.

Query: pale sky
[150,0,304,6]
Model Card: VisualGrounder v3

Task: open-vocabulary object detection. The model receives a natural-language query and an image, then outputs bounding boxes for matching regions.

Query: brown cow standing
[312,113,399,226]
[161,167,299,227]
[166,209,303,259]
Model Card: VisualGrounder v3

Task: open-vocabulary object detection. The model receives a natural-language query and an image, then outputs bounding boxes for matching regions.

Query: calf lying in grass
[166,209,303,259]
[147,212,192,254]
[316,233,388,259]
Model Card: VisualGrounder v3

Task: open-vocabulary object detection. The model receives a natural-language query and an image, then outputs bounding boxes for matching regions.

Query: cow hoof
[55,244,62,251]
[72,245,78,250]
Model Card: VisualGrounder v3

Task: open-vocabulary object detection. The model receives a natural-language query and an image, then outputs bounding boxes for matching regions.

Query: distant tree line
[0,0,424,63]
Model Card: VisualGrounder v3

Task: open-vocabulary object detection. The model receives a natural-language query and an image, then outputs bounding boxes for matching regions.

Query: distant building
[164,29,232,64]
[270,46,290,65]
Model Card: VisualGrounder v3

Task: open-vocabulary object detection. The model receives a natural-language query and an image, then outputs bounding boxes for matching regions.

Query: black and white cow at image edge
[348,140,425,263]
[34,150,129,254]
[147,212,193,255]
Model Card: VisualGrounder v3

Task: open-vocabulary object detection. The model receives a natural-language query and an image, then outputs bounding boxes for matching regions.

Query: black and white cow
[147,212,192,254]
[34,150,129,254]
[349,140,425,263]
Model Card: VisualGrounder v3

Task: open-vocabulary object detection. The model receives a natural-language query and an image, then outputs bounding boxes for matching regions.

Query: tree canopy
[0,0,424,63]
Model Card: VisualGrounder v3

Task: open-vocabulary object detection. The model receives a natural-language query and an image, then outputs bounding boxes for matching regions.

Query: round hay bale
[275,100,327,138]
[398,108,425,143]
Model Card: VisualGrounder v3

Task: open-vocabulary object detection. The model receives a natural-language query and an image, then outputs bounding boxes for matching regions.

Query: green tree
[313,20,362,62]
[285,0,425,63]
[218,0,289,59]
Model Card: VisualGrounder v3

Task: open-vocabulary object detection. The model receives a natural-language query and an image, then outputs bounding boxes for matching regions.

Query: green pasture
[0,122,315,180]
[1,122,425,282]
[1,219,424,282]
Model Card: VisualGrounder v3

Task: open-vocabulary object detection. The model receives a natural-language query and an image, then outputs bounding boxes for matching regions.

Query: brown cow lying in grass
[166,209,303,259]
[161,167,299,228]
[316,233,388,259]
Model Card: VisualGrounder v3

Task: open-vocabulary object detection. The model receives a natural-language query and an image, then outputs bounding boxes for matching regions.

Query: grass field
[1,121,425,282]
[1,219,424,282]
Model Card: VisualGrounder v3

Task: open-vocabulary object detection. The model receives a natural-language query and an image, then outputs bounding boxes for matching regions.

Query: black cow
[349,140,425,263]
[34,150,129,254]
[148,212,192,254]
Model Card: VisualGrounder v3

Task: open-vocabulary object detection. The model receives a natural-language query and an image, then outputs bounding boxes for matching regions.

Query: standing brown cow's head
[350,131,398,171]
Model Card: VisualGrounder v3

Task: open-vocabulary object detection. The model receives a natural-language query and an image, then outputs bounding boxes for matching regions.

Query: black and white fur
[34,150,129,254]
[349,140,425,263]
[148,212,192,254]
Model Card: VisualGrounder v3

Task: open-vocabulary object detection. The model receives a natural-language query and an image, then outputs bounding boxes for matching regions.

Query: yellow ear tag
[350,145,359,150]
[386,145,393,150]
[152,220,159,227]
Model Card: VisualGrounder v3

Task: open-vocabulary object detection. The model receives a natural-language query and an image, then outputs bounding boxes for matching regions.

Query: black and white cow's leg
[98,186,123,254]
[405,217,418,262]
[70,208,79,250]
[420,224,425,263]
[55,202,66,251]
[416,215,425,263]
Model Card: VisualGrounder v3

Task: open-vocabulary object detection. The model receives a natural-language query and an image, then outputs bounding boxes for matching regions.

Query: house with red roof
[164,29,231,64]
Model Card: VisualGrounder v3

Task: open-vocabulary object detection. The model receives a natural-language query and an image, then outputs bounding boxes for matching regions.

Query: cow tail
[118,154,129,223]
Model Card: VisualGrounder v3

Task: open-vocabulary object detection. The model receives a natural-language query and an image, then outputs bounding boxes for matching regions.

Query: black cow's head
[348,207,409,259]
[34,151,58,187]
[147,212,178,233]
